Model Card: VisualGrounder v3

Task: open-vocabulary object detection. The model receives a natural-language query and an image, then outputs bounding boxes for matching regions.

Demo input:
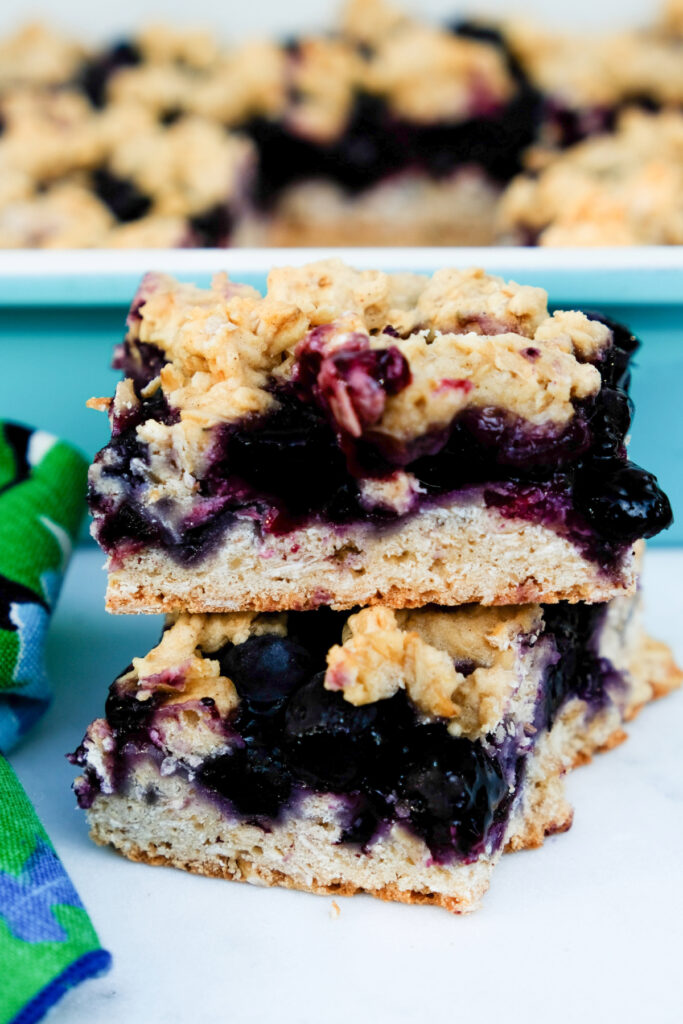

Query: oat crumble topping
[114,602,546,742]
[500,109,683,245]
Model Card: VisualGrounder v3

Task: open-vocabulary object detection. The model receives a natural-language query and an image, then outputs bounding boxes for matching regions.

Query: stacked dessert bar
[72,260,680,912]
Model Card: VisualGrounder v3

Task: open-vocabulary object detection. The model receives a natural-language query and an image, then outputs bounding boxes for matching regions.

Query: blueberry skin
[284,673,385,790]
[217,635,314,709]
[198,745,292,819]
[575,461,673,543]
[395,728,509,857]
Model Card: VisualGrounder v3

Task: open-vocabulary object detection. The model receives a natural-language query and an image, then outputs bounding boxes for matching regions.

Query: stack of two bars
[72,260,680,912]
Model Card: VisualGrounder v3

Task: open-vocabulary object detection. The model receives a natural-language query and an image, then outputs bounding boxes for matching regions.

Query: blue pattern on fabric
[0,838,85,943]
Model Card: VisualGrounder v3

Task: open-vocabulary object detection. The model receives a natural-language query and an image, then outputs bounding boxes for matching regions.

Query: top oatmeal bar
[88,260,672,613]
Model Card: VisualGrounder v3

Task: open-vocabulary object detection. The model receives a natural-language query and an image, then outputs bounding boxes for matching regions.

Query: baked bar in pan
[70,591,681,913]
[87,260,672,612]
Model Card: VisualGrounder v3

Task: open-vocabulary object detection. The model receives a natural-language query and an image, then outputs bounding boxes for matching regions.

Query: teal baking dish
[1,247,681,544]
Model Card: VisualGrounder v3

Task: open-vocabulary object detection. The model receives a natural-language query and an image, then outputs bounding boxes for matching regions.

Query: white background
[0,0,662,42]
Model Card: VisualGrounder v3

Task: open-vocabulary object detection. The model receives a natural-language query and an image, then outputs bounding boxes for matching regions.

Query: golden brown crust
[106,575,633,615]
[89,832,470,913]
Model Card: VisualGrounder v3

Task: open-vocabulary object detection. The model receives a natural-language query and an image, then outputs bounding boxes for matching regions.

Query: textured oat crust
[80,625,680,914]
[105,504,638,614]
[87,786,492,914]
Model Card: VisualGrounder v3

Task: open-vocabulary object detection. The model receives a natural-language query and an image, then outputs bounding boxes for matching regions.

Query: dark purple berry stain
[72,603,627,862]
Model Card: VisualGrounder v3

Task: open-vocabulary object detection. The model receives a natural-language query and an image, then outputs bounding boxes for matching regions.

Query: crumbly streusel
[499,109,683,246]
[118,261,606,435]
[504,21,683,109]
[112,601,546,743]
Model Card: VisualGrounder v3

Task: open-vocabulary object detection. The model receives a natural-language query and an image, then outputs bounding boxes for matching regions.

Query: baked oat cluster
[3,0,683,247]
[71,258,680,913]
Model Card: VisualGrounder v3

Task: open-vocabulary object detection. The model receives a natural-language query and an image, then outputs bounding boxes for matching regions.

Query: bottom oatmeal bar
[70,592,680,913]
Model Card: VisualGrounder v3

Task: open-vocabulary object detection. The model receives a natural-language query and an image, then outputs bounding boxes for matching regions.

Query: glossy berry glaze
[71,602,623,864]
[89,313,672,572]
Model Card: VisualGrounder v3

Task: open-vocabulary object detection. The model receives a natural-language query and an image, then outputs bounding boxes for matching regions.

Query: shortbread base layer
[84,635,680,913]
[106,502,638,614]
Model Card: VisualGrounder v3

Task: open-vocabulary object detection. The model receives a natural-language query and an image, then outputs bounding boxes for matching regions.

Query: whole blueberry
[575,460,672,542]
[217,635,314,709]
[589,387,633,459]
[396,729,508,856]
[284,673,384,790]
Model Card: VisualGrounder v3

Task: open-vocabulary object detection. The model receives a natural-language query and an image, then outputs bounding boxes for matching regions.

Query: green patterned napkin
[0,757,111,1024]
[0,422,111,1023]
[0,423,85,750]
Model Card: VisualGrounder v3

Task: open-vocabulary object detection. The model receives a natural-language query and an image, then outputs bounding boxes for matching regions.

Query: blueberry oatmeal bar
[241,0,539,247]
[87,260,671,614]
[70,590,681,913]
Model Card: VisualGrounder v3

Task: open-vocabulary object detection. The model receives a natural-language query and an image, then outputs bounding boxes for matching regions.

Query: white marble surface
[9,546,683,1024]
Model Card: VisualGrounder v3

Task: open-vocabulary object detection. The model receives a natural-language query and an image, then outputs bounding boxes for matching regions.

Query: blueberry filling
[112,340,168,391]
[73,603,626,861]
[537,604,622,732]
[92,168,152,223]
[88,388,179,555]
[244,75,540,208]
[78,40,142,109]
